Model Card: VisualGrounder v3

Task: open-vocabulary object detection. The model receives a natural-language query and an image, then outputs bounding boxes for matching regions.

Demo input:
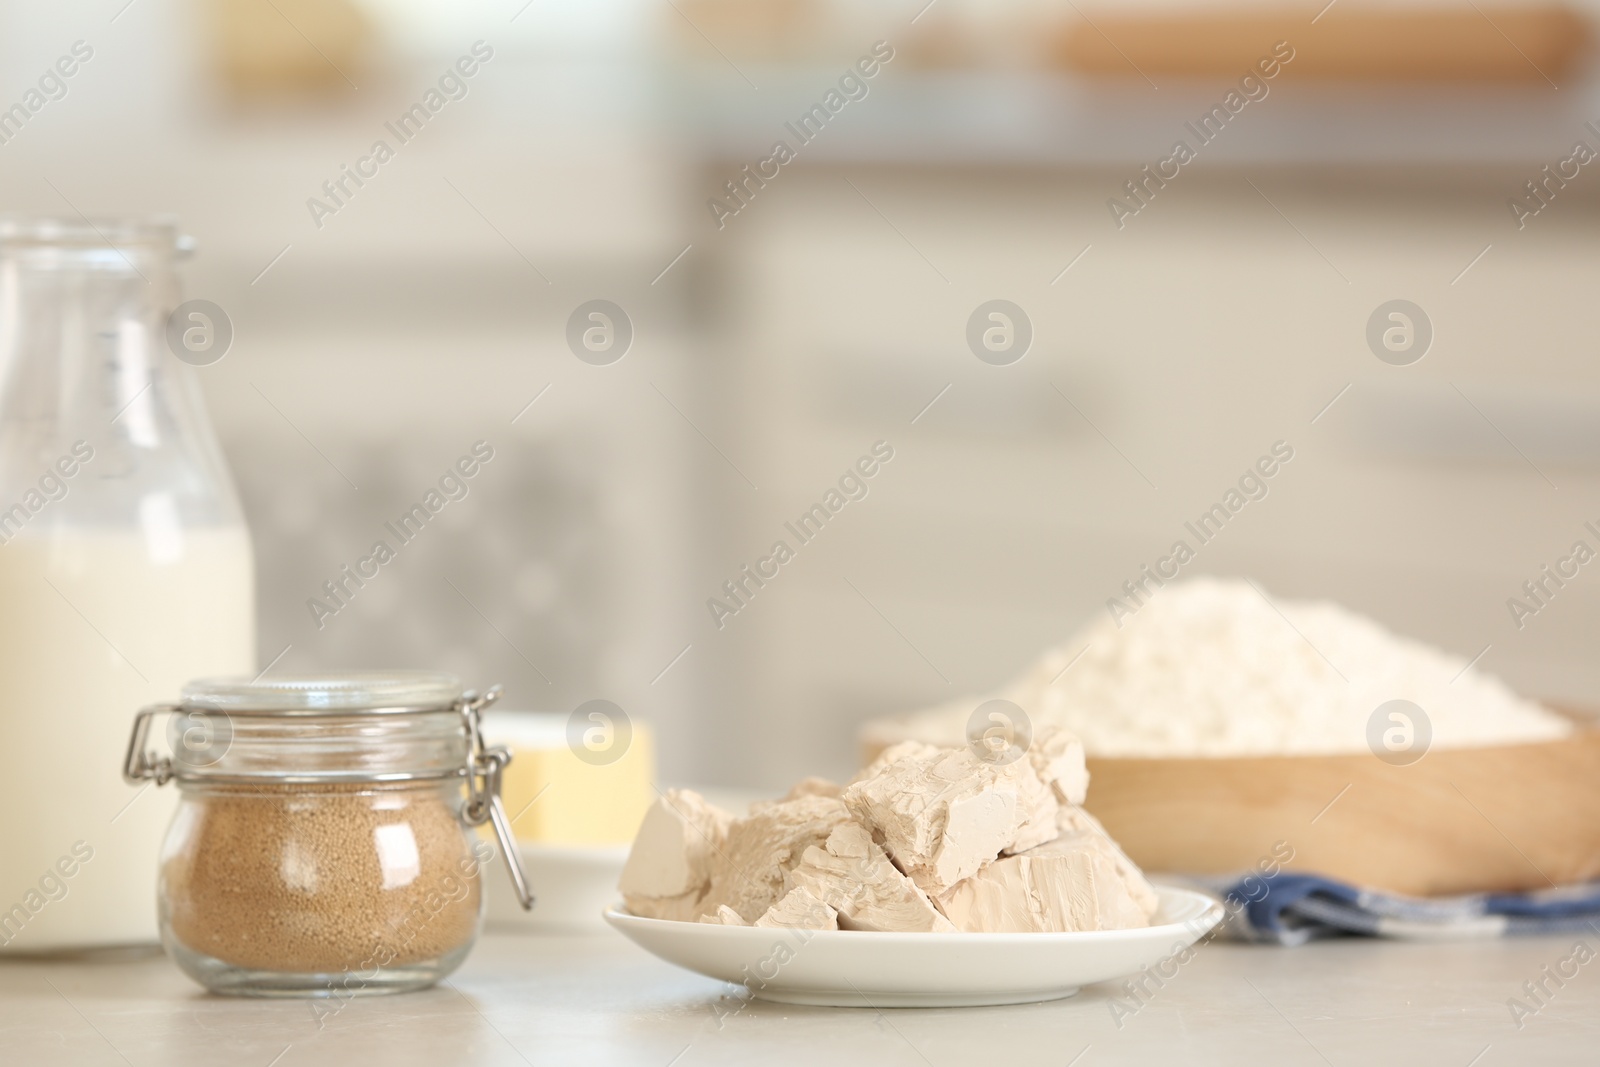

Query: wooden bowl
[1083,726,1600,896]
[1052,6,1593,84]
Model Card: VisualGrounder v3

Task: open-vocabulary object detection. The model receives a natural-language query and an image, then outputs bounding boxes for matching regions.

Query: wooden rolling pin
[1056,4,1592,83]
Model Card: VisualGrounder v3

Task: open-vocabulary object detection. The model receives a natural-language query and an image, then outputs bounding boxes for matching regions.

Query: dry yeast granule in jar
[162,783,485,975]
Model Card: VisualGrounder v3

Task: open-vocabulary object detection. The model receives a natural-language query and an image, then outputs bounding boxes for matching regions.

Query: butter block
[489,711,656,845]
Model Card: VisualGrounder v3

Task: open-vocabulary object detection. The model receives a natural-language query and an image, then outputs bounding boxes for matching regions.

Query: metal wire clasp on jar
[122,672,534,997]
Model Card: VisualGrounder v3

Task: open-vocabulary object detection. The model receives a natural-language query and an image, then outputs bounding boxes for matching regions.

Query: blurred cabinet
[691,159,1600,786]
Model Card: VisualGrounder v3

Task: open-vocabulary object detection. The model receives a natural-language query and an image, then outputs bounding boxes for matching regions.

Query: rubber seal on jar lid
[180,671,465,714]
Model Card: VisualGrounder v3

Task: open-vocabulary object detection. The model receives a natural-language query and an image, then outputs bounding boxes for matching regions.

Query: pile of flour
[873,578,1572,758]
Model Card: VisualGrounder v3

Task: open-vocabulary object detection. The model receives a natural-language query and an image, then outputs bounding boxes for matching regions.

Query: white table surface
[2,928,1593,1066]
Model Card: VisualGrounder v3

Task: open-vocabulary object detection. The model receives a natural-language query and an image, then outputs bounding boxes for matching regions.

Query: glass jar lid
[156,672,473,782]
[181,671,466,715]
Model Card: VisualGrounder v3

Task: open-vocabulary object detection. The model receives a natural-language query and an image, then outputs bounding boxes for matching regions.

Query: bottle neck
[0,227,244,533]
[0,243,179,439]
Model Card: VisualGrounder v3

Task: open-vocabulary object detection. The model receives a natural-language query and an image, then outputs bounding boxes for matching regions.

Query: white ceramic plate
[604,885,1223,1007]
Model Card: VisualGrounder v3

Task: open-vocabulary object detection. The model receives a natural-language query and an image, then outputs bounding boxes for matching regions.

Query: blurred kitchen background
[6,0,1600,789]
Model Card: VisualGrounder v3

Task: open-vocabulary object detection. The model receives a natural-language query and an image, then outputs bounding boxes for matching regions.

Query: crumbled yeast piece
[936,805,1158,932]
[842,741,1058,893]
[619,789,733,922]
[699,905,749,926]
[789,776,843,800]
[936,840,1141,932]
[998,725,1088,855]
[1026,726,1089,806]
[755,886,839,930]
[1005,752,1062,855]
[1054,804,1160,920]
[856,739,942,781]
[786,821,954,932]
[750,776,843,812]
[935,847,1126,933]
[620,732,1153,935]
[701,795,851,923]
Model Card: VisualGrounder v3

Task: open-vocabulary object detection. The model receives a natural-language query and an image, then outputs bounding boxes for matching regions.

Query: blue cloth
[1191,872,1600,945]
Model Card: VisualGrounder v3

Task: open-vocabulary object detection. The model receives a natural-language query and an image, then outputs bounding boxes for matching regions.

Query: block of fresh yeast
[485,710,656,845]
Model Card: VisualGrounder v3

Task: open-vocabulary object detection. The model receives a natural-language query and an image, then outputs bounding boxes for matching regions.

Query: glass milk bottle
[0,219,255,951]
